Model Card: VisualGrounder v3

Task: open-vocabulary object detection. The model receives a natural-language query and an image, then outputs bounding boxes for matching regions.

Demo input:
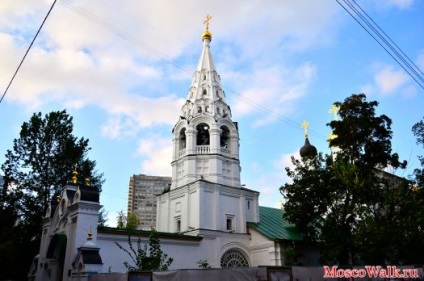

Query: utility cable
[351,0,424,81]
[336,0,424,90]
[344,0,424,85]
[0,0,58,104]
[60,0,327,141]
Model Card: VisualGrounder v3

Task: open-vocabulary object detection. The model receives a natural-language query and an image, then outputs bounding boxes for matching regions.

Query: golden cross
[328,132,338,141]
[328,104,340,121]
[301,120,309,137]
[203,15,212,28]
[72,163,78,184]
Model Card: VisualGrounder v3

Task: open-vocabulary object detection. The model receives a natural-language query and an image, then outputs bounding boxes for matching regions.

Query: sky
[1,0,423,227]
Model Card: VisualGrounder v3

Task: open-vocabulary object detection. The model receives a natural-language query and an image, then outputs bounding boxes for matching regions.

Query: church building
[30,21,319,281]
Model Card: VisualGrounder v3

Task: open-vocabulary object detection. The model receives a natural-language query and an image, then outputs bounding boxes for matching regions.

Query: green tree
[116,211,140,229]
[127,212,140,229]
[412,117,424,186]
[115,231,173,271]
[0,110,104,279]
[117,210,127,229]
[98,207,109,227]
[281,94,408,265]
[197,260,212,269]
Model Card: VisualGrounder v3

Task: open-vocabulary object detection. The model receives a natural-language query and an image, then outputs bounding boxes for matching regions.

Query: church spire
[180,15,231,122]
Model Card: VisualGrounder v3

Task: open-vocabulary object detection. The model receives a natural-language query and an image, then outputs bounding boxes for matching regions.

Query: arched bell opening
[220,126,230,149]
[179,128,186,150]
[196,123,210,145]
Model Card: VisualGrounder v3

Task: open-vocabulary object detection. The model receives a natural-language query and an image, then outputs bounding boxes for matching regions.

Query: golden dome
[202,27,212,41]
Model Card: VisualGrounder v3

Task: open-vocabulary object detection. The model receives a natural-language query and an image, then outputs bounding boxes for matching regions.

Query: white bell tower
[170,22,241,190]
[156,19,259,235]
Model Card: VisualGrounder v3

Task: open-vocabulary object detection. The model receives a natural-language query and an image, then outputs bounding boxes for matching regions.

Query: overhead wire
[336,0,424,90]
[344,0,424,86]
[351,0,424,81]
[0,0,59,104]
[59,0,327,140]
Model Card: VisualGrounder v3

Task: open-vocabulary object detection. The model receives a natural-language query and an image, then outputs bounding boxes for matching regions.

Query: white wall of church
[248,228,280,267]
[156,180,259,233]
[96,230,253,272]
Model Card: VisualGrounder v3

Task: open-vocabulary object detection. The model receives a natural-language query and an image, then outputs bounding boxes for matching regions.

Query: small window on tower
[198,106,202,113]
[175,216,181,232]
[203,74,206,80]
[203,89,207,96]
[226,214,235,232]
[205,106,209,112]
[226,219,232,231]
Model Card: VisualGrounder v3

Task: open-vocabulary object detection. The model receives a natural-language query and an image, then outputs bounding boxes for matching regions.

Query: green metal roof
[248,206,303,241]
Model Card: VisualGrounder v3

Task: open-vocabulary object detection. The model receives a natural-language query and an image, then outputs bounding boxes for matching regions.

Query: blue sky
[1,0,423,226]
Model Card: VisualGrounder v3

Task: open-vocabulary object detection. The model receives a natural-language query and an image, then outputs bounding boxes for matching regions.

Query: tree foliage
[115,231,174,272]
[98,207,109,227]
[280,94,421,265]
[412,117,424,186]
[0,110,104,279]
[116,211,140,229]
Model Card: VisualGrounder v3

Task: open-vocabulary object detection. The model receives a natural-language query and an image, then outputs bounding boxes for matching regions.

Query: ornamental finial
[202,15,212,41]
[72,163,78,184]
[329,104,340,121]
[328,132,338,141]
[301,121,310,138]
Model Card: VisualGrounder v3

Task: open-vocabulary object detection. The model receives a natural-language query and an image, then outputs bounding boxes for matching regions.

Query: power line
[351,0,424,81]
[60,0,327,141]
[345,0,424,86]
[336,0,424,90]
[0,0,58,104]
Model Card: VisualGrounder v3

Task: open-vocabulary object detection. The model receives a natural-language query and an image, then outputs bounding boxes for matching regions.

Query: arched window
[197,106,202,113]
[196,123,210,145]
[205,106,209,112]
[179,128,186,150]
[220,249,249,268]
[203,89,207,96]
[220,126,230,148]
[203,74,206,80]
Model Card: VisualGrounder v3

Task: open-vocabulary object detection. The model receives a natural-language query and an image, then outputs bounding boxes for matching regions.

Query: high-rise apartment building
[127,174,171,230]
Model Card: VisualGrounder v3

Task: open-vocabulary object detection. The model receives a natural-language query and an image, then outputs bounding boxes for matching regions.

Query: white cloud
[373,65,409,95]
[0,0,337,136]
[136,136,172,176]
[230,63,316,127]
[369,0,415,9]
[386,0,415,9]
